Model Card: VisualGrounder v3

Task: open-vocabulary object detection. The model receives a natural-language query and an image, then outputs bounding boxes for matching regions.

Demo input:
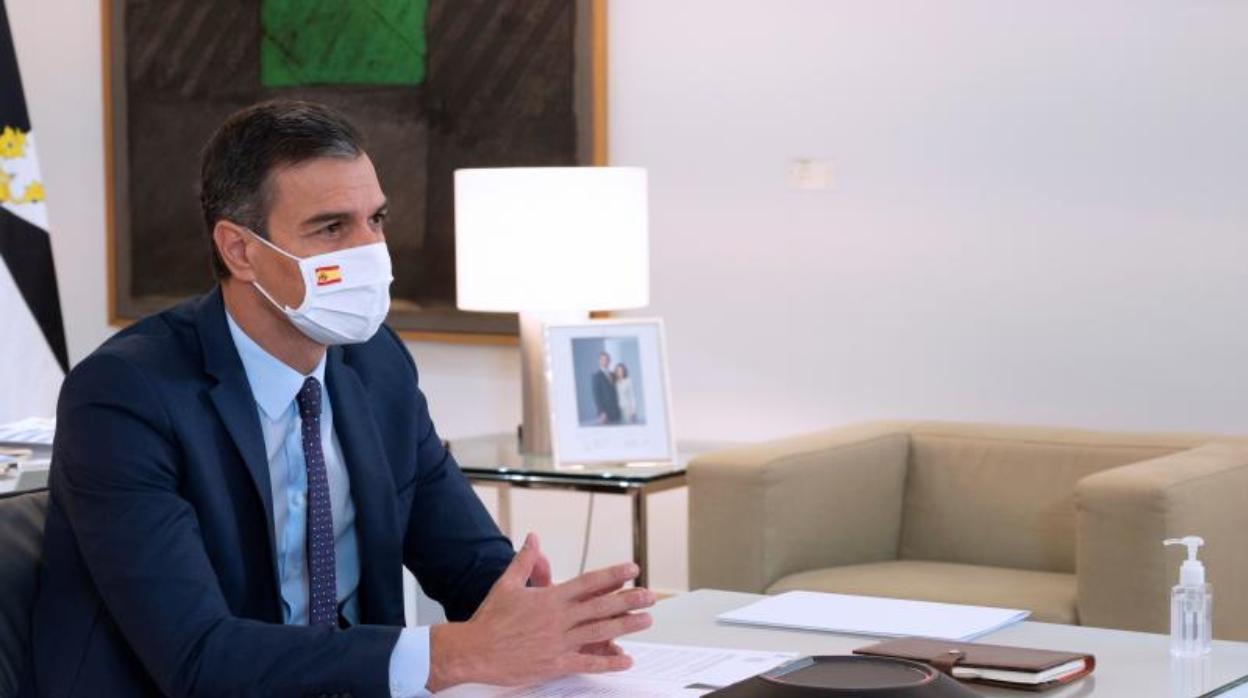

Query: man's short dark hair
[199,100,364,278]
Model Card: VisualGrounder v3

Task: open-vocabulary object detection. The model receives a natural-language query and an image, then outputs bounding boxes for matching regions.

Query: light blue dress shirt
[226,314,431,697]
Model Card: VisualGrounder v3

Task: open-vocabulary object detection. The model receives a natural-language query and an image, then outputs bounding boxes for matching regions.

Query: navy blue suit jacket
[591,371,621,424]
[27,289,514,697]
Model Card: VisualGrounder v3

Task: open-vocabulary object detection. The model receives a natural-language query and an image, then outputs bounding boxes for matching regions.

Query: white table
[630,589,1248,697]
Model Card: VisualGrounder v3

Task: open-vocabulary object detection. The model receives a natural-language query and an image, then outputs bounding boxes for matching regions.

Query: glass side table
[450,433,729,588]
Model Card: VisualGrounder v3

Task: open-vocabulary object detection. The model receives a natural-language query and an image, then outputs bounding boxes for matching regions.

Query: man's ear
[213,222,257,282]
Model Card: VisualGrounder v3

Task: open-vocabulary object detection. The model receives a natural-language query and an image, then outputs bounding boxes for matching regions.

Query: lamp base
[518,310,587,455]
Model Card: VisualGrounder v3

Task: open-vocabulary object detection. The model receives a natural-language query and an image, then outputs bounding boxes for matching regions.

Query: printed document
[0,416,55,445]
[436,641,798,697]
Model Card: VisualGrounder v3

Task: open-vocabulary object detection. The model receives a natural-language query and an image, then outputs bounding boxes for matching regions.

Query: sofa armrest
[688,422,912,593]
[1076,442,1248,639]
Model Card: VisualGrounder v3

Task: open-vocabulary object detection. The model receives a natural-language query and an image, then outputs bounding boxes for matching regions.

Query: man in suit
[27,101,654,697]
[591,352,622,425]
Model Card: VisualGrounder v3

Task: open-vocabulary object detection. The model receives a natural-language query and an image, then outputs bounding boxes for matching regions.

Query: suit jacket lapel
[326,347,405,626]
[194,289,281,593]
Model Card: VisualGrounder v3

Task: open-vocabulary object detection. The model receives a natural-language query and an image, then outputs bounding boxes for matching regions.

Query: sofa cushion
[899,425,1192,572]
[766,559,1079,625]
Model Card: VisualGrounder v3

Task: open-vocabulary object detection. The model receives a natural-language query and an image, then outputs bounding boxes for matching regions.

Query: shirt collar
[225,311,327,421]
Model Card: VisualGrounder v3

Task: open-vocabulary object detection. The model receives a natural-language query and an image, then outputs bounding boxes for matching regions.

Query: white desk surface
[631,589,1248,698]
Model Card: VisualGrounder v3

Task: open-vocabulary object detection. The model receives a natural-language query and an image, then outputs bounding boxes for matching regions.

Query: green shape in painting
[261,0,427,86]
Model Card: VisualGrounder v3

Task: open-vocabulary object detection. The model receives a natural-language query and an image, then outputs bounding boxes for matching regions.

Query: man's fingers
[572,587,655,624]
[572,576,630,604]
[496,533,541,588]
[567,612,653,648]
[580,640,625,657]
[560,650,633,675]
[530,546,553,588]
[557,562,639,601]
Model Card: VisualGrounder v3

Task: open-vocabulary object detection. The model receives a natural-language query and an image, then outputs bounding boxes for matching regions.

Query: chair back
[0,489,48,698]
[897,424,1195,572]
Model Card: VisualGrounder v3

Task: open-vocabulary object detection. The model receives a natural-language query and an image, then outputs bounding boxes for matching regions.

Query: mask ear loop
[243,226,302,262]
[251,277,294,314]
[241,227,306,313]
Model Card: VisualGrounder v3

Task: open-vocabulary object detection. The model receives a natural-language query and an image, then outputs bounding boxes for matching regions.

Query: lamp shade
[455,167,649,312]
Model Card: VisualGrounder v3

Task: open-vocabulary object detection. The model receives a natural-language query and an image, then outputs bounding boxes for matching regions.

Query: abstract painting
[106,0,604,341]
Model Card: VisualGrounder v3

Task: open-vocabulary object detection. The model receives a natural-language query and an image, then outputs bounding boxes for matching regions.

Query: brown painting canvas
[107,0,601,340]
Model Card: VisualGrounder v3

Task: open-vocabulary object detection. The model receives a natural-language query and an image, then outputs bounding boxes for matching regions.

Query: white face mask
[247,230,394,345]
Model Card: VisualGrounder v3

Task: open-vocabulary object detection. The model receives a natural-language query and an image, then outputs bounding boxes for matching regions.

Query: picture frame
[103,0,608,345]
[543,319,676,466]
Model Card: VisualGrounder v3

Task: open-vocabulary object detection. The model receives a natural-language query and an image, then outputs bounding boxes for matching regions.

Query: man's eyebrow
[299,210,352,227]
[298,200,388,228]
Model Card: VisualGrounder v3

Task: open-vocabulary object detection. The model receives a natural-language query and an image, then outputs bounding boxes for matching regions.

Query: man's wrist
[426,622,475,692]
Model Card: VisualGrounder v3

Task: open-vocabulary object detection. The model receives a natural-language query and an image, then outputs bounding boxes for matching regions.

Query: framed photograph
[544,319,676,466]
[104,0,607,344]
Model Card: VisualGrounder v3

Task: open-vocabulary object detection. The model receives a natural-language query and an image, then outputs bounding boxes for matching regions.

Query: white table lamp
[455,167,649,454]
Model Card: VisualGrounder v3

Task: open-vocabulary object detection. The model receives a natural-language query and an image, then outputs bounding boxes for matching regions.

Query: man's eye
[370,212,388,226]
[322,222,343,236]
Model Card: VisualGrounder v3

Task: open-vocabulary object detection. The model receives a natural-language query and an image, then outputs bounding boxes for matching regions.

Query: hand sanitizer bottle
[1165,536,1212,657]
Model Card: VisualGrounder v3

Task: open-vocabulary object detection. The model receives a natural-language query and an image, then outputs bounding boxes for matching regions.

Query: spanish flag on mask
[315,265,342,286]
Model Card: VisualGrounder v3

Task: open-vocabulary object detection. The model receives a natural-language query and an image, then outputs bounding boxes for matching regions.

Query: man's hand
[426,533,655,691]
[525,535,622,661]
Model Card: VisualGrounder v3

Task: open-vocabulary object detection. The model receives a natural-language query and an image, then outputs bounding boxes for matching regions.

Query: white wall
[612,0,1248,440]
[11,0,1248,593]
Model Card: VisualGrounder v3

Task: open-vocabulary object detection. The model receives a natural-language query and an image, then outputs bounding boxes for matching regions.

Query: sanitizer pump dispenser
[1164,536,1212,657]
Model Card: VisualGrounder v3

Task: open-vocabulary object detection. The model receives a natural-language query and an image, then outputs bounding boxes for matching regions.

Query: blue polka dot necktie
[297,376,337,627]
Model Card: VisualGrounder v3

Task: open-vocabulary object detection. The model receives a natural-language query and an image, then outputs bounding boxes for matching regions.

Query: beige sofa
[688,421,1248,640]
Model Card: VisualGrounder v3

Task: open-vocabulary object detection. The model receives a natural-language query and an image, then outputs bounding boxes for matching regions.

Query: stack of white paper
[717,590,1029,641]
[0,449,24,494]
[0,416,55,445]
[0,418,54,474]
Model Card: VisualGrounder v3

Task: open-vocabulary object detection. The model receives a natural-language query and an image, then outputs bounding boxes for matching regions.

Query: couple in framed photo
[589,348,642,427]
